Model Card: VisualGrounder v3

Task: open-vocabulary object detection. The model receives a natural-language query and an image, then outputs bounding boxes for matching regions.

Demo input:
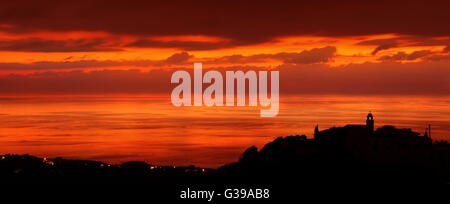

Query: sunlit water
[0,94,449,168]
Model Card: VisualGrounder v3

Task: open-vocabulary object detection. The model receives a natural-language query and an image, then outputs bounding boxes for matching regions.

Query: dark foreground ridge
[1,114,449,201]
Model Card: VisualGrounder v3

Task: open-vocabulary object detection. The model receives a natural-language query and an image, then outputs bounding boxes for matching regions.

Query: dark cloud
[126,37,272,50]
[378,50,433,61]
[126,39,236,50]
[207,46,336,64]
[208,55,254,64]
[0,46,336,71]
[424,53,450,61]
[443,46,450,53]
[0,60,152,70]
[0,52,193,70]
[278,46,336,64]
[1,59,449,95]
[0,69,171,94]
[1,1,449,46]
[357,36,450,55]
[357,38,399,55]
[164,52,193,64]
[0,38,120,52]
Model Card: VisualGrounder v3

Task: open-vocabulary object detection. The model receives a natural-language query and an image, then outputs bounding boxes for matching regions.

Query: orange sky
[0,32,448,72]
[0,31,449,95]
[0,1,449,166]
[0,1,448,94]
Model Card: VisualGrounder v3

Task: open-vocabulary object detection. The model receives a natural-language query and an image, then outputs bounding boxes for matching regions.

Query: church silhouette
[313,113,432,164]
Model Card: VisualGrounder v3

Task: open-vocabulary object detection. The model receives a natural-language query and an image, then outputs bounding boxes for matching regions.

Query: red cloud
[1,59,449,95]
[378,50,433,61]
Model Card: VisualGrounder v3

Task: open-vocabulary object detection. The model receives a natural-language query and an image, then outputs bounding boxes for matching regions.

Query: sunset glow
[0,1,449,168]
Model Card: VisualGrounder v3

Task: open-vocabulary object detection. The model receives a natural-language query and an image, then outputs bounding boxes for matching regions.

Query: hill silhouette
[0,114,449,202]
[218,114,449,187]
[1,130,448,185]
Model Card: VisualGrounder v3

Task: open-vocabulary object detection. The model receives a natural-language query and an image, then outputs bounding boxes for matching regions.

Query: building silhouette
[314,113,432,164]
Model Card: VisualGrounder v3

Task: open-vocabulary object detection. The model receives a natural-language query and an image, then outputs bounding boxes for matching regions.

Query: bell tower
[314,124,319,140]
[366,112,374,132]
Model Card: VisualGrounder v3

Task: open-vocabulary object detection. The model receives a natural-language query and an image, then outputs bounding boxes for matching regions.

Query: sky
[0,1,449,167]
[0,1,449,95]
